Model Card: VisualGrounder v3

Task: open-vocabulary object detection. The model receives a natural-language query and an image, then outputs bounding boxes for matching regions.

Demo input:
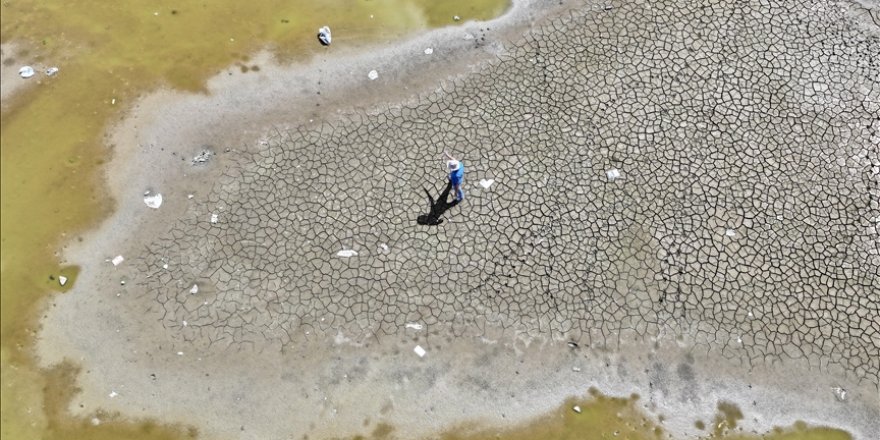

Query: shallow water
[1,1,507,438]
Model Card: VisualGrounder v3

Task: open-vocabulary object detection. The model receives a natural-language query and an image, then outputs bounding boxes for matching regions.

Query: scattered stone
[453,15,461,21]
[413,345,427,357]
[336,249,358,258]
[112,255,125,266]
[606,168,621,181]
[91,417,101,426]
[368,70,379,80]
[567,341,579,348]
[120,280,125,286]
[379,243,389,252]
[464,33,475,40]
[572,405,582,413]
[143,192,163,209]
[725,229,736,237]
[108,391,118,398]
[424,48,433,55]
[182,320,188,327]
[189,284,199,294]
[572,366,581,372]
[45,67,59,76]
[191,150,213,165]
[59,276,68,286]
[479,179,495,189]
[317,26,332,46]
[162,263,169,269]
[18,66,35,78]
[405,322,423,330]
[177,351,184,356]
[832,387,847,401]
[211,213,219,223]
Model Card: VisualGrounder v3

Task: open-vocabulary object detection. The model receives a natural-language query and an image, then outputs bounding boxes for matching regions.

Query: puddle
[1,0,507,438]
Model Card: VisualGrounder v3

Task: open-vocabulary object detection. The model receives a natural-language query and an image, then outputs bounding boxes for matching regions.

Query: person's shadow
[417,181,460,225]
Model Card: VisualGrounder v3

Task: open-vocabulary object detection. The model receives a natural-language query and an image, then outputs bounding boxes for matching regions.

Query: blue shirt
[449,164,464,185]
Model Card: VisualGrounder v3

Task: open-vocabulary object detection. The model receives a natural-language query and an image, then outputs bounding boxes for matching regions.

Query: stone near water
[572,405,582,413]
[59,276,68,286]
[19,66,35,78]
[317,26,331,46]
[46,67,59,76]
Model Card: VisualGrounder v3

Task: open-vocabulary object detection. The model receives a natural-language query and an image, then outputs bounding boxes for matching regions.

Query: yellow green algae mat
[344,390,852,440]
[1,1,507,439]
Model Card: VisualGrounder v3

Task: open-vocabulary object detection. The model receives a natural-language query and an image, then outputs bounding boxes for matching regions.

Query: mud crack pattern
[136,0,880,383]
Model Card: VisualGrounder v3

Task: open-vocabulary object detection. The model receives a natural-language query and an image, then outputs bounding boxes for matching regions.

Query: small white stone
[424,48,433,55]
[725,229,736,237]
[59,276,68,286]
[144,193,162,209]
[379,243,389,252]
[91,417,101,426]
[162,263,169,269]
[831,387,846,401]
[187,194,194,199]
[405,322,423,330]
[479,179,495,189]
[108,391,118,398]
[182,320,188,327]
[111,98,116,105]
[210,213,219,223]
[606,168,621,181]
[453,15,461,21]
[45,67,59,76]
[120,280,125,285]
[367,70,379,80]
[19,66,35,78]
[572,405,582,413]
[177,351,184,356]
[572,366,581,372]
[189,284,199,294]
[112,255,125,266]
[336,249,358,258]
[413,345,426,357]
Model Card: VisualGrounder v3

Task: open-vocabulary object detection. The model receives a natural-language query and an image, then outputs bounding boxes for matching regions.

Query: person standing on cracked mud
[444,151,465,202]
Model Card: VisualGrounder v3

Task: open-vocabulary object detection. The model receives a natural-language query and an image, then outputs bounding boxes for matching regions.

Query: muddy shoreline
[32,0,880,439]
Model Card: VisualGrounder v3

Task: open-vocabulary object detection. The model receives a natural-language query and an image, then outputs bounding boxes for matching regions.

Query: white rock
[405,322,423,330]
[210,213,219,223]
[479,179,495,189]
[112,255,125,266]
[336,249,358,258]
[108,391,118,398]
[572,405,582,413]
[189,284,199,294]
[182,320,188,327]
[606,168,621,181]
[453,15,461,21]
[45,67,59,76]
[143,193,163,209]
[59,276,68,286]
[424,48,433,55]
[832,387,847,401]
[90,417,101,426]
[572,366,581,372]
[368,70,379,80]
[379,243,389,252]
[725,229,736,237]
[19,66,35,78]
[162,263,169,269]
[413,345,427,357]
[177,351,184,356]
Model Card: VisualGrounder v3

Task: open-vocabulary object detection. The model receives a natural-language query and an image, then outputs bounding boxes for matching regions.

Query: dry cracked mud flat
[37,0,879,439]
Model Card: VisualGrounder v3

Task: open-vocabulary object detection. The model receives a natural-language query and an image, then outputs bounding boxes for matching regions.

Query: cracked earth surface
[133,0,880,386]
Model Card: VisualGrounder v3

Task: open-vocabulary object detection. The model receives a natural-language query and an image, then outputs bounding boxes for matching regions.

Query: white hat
[447,160,460,171]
